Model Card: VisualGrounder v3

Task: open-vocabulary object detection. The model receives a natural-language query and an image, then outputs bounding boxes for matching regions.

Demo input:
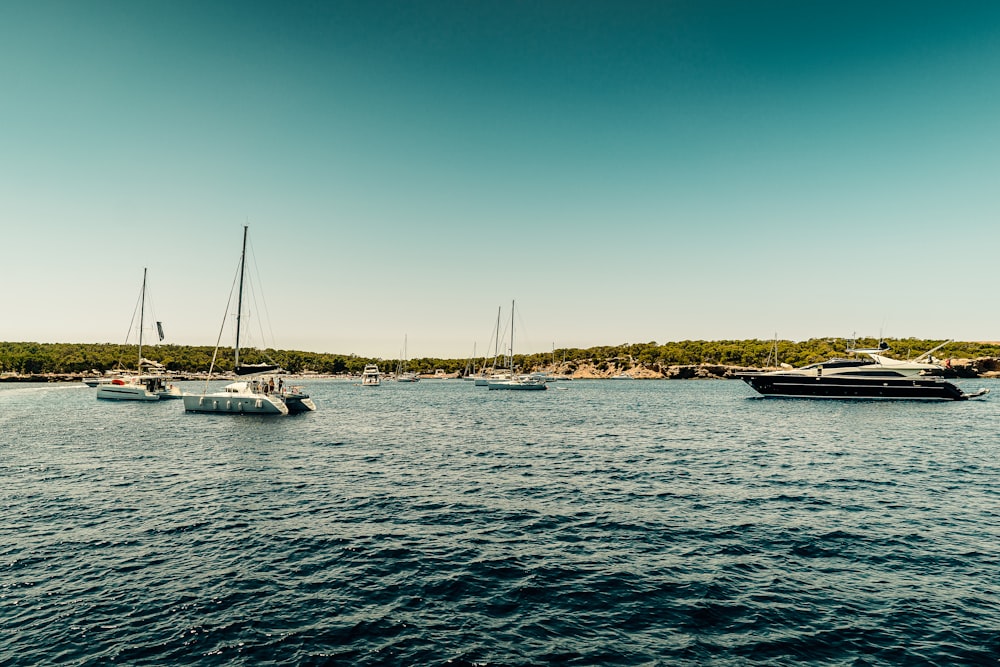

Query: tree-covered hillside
[2,338,998,376]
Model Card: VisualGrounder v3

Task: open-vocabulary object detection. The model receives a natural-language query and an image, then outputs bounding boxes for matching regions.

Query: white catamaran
[182,226,316,415]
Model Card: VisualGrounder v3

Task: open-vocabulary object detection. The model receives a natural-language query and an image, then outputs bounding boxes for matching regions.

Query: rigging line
[514,303,533,355]
[117,278,146,371]
[246,234,278,358]
[203,256,242,393]
[144,273,161,341]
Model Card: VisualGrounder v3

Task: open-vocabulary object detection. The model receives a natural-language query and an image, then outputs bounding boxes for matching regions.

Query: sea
[2,378,999,666]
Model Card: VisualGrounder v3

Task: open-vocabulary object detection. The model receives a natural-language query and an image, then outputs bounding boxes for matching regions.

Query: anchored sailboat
[97,267,181,401]
[394,335,419,382]
[487,300,547,391]
[183,226,316,415]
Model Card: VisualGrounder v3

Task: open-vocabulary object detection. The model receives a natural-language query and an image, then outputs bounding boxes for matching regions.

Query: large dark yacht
[738,342,989,401]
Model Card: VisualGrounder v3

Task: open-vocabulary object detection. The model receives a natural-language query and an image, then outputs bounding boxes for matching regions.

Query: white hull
[96,383,159,401]
[487,378,547,391]
[183,392,288,415]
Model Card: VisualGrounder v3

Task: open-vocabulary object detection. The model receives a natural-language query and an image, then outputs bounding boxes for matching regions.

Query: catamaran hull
[283,393,316,413]
[183,393,289,415]
[739,374,985,401]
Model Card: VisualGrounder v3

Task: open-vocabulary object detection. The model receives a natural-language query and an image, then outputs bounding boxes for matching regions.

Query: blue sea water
[2,378,999,666]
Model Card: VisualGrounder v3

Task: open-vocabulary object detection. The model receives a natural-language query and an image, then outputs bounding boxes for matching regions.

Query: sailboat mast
[509,299,515,371]
[139,267,147,370]
[494,306,501,360]
[235,225,248,369]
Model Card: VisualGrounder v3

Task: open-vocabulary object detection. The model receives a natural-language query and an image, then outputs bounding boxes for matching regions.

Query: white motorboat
[97,372,182,401]
[361,364,381,386]
[183,226,315,416]
[487,300,547,391]
[96,376,159,401]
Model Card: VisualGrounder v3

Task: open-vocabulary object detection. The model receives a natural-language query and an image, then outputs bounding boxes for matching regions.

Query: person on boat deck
[278,377,283,392]
[268,378,275,393]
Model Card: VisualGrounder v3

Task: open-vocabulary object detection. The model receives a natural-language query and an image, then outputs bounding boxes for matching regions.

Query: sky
[3,1,1000,359]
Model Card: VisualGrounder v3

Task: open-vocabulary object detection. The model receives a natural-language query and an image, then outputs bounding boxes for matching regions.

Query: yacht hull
[487,380,547,391]
[740,374,975,401]
[96,384,159,401]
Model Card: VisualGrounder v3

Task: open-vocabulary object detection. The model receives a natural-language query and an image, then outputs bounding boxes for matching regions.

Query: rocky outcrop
[538,357,1000,380]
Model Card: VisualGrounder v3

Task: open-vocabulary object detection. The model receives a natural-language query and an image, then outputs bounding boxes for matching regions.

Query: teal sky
[3,1,1000,358]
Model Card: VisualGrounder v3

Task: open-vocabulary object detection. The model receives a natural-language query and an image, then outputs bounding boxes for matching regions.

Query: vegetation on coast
[3,338,1000,377]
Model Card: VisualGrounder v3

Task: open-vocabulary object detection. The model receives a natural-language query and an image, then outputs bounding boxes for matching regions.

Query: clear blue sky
[3,1,999,358]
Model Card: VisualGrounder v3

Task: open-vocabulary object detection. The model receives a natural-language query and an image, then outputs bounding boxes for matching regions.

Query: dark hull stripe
[740,375,969,401]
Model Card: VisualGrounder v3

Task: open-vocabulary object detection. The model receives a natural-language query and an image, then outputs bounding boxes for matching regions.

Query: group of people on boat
[250,377,284,395]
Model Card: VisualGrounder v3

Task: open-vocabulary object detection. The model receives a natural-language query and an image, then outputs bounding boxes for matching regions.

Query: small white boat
[361,364,381,386]
[98,268,180,402]
[394,336,419,382]
[97,376,159,401]
[97,373,182,401]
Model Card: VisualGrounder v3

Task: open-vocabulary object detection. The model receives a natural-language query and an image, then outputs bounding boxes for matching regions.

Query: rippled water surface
[3,379,999,665]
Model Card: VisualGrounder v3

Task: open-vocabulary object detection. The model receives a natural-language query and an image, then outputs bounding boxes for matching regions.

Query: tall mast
[235,225,248,369]
[139,267,147,370]
[509,299,515,371]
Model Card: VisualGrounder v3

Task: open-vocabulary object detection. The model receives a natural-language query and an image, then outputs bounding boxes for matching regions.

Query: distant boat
[610,372,634,380]
[488,301,547,391]
[183,226,316,415]
[361,364,381,386]
[97,267,181,402]
[476,305,512,387]
[394,336,419,382]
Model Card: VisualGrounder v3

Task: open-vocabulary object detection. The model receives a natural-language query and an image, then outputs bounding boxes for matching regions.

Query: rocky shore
[538,356,1000,380]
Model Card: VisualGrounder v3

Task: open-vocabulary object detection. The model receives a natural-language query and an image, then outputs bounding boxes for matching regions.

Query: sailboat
[394,335,419,382]
[182,226,316,415]
[97,267,182,401]
[475,306,509,386]
[487,300,547,391]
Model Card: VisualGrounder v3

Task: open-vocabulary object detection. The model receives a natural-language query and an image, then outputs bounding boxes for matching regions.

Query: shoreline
[5,360,999,384]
